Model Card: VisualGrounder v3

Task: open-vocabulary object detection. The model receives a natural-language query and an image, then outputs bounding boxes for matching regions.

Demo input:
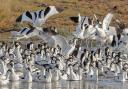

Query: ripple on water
[0,80,128,89]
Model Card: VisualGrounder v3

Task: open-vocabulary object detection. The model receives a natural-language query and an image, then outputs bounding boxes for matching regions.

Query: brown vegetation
[0,0,128,40]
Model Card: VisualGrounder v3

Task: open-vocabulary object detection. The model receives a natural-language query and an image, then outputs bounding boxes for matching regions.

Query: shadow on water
[1,80,128,89]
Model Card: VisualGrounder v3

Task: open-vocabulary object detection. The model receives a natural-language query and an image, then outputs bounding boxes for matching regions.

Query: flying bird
[16,6,63,27]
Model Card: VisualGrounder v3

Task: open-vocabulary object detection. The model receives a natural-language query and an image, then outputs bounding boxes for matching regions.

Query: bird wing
[51,35,70,53]
[102,12,113,31]
[16,11,33,24]
[69,16,79,23]
[16,6,62,27]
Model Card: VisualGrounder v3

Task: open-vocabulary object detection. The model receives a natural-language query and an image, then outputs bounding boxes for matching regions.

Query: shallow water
[1,80,128,89]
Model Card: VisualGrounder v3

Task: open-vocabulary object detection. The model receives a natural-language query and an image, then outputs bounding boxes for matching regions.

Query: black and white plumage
[11,27,33,36]
[70,12,119,47]
[91,12,120,47]
[11,26,58,41]
[11,27,39,40]
[69,14,92,39]
[16,6,63,27]
[102,12,114,31]
[11,26,77,58]
[70,15,92,26]
[38,30,78,58]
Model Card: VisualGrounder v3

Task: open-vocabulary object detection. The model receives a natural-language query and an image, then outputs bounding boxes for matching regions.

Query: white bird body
[35,54,42,62]
[110,63,116,72]
[52,68,60,81]
[59,71,68,80]
[85,66,98,81]
[68,66,77,80]
[85,62,90,73]
[57,59,65,70]
[0,48,4,57]
[73,24,85,39]
[38,32,77,58]
[122,28,128,39]
[0,60,8,75]
[67,66,82,80]
[61,39,77,59]
[95,25,107,39]
[104,63,121,78]
[16,6,63,27]
[88,66,94,76]
[114,71,128,82]
[91,12,118,46]
[118,28,128,52]
[73,29,84,39]
[71,14,92,39]
[44,53,51,64]
[11,26,77,59]
[14,63,23,72]
[8,68,20,81]
[11,27,40,40]
[5,7,128,84]
[14,45,22,63]
[63,44,76,59]
[115,64,121,75]
[37,69,52,82]
[76,47,83,59]
[102,12,113,31]
[72,14,85,39]
[0,75,9,85]
[22,68,32,82]
[85,25,96,39]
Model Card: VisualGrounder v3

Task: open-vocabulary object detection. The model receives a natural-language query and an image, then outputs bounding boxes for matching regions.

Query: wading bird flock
[0,5,128,85]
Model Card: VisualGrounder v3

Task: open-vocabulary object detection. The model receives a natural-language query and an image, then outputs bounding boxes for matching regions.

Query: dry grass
[0,0,128,31]
[0,0,43,29]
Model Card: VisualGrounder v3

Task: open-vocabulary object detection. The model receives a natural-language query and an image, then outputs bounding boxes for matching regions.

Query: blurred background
[0,0,128,40]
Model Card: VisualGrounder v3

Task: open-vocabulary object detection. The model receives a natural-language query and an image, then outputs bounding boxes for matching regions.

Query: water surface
[1,80,128,89]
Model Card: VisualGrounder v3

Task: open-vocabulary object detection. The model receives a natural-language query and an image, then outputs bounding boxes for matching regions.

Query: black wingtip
[69,17,79,23]
[16,15,22,22]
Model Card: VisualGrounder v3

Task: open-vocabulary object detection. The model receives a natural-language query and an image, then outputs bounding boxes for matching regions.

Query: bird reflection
[0,86,9,89]
[67,81,82,89]
[21,82,32,89]
[44,83,52,89]
[8,82,19,89]
[52,82,61,89]
[83,81,98,89]
[0,80,127,89]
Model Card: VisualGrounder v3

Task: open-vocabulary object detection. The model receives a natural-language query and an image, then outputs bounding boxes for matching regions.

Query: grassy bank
[0,0,128,31]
